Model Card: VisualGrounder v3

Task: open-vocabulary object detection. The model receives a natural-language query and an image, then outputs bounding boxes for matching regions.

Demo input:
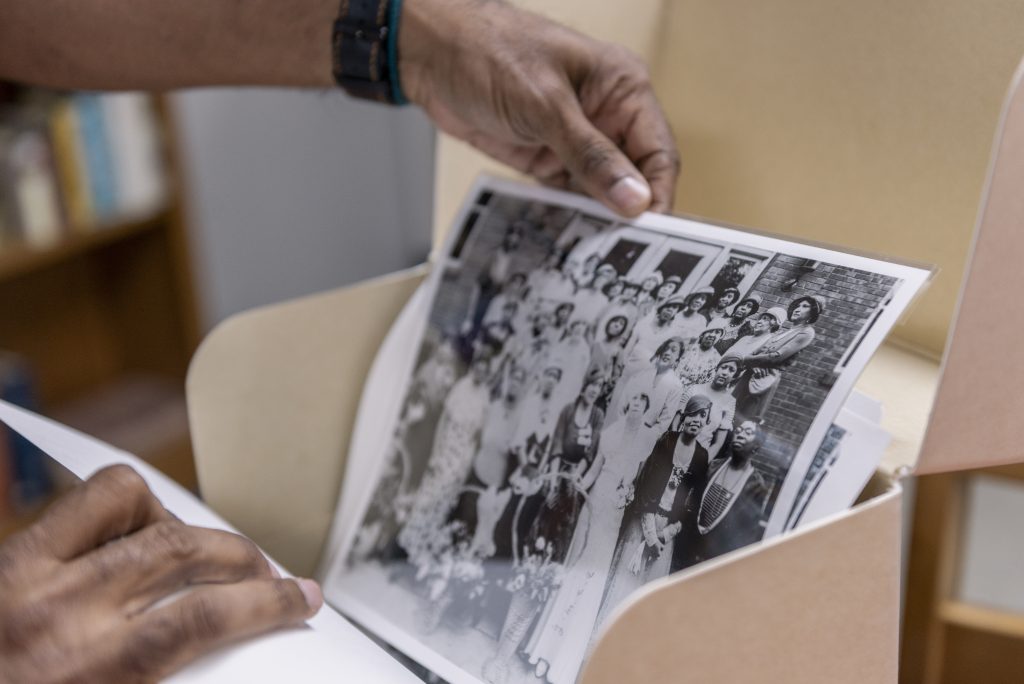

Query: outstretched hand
[0,465,322,684]
[400,0,680,217]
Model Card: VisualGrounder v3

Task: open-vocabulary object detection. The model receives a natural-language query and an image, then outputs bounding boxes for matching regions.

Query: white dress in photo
[523,413,653,683]
[397,375,490,565]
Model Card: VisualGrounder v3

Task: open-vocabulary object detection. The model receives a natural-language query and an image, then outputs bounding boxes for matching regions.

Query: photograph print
[327,179,929,684]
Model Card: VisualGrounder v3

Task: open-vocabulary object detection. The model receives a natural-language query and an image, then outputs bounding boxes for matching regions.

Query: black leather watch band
[332,0,396,103]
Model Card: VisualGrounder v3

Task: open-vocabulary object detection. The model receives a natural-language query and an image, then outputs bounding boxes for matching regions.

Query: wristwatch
[331,0,407,104]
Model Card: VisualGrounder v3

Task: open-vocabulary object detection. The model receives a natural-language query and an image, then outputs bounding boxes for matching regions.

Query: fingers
[546,102,653,217]
[578,47,680,213]
[69,521,276,613]
[620,92,680,213]
[31,465,172,561]
[112,578,321,682]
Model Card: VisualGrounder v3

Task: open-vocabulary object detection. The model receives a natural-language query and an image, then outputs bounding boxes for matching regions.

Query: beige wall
[435,1,1024,357]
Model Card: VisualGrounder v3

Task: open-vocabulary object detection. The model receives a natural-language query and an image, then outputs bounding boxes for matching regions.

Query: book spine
[0,421,12,519]
[0,127,20,247]
[0,356,53,510]
[8,127,64,247]
[49,99,94,231]
[103,93,167,217]
[74,93,118,222]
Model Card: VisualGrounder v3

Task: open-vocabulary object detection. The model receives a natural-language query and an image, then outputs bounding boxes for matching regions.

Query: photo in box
[326,178,929,684]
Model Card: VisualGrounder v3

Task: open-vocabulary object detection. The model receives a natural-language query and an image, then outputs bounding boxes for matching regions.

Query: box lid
[916,57,1024,475]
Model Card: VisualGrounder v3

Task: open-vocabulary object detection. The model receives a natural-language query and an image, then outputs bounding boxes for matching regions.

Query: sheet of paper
[0,400,420,684]
[780,407,891,531]
[323,176,931,684]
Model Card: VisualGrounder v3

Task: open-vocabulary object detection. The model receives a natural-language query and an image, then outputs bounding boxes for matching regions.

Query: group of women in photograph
[358,224,830,684]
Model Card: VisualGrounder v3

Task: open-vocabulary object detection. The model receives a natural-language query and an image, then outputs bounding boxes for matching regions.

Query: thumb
[547,104,652,217]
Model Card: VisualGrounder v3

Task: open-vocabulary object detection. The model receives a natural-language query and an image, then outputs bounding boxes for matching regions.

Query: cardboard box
[184,8,1024,682]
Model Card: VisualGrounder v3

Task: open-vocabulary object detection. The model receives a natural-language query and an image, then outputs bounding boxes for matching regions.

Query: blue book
[0,354,53,510]
[74,93,118,222]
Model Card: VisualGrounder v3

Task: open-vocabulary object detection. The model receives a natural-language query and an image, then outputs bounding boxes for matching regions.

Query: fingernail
[608,176,651,215]
[296,578,323,612]
[269,562,281,579]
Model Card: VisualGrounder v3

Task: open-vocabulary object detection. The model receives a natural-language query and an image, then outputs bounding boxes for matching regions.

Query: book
[0,419,12,519]
[1,116,64,247]
[48,97,95,231]
[74,93,118,222]
[102,92,167,218]
[0,353,53,510]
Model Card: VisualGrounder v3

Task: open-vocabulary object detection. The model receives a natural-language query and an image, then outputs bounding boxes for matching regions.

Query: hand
[400,0,679,217]
[0,465,322,684]
[641,513,660,548]
[660,521,682,542]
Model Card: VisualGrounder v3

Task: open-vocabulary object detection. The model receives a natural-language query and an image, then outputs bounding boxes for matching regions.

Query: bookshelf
[0,91,201,533]
[902,463,1024,683]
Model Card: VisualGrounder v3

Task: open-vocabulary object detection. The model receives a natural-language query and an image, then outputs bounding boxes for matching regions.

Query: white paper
[0,400,419,684]
[780,407,891,531]
[324,176,931,684]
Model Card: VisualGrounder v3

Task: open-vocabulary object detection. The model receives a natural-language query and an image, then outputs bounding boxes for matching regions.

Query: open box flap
[917,57,1024,475]
[186,266,428,576]
[580,485,902,684]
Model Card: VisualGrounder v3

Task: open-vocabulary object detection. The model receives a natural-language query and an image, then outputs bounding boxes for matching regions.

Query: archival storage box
[184,11,1024,680]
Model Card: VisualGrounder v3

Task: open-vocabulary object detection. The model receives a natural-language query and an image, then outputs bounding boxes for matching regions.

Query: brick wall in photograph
[743,254,898,475]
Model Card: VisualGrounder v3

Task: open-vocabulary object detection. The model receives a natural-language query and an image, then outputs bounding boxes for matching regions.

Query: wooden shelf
[940,600,1024,641]
[1,94,201,530]
[50,373,196,490]
[0,210,169,283]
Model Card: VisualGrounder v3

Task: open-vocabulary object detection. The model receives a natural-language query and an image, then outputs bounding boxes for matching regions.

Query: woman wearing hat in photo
[595,279,641,342]
[619,294,686,384]
[686,420,771,569]
[715,293,762,351]
[642,274,683,318]
[590,314,631,387]
[524,389,656,684]
[574,263,619,322]
[515,370,608,671]
[634,271,664,319]
[705,287,741,325]
[609,336,686,436]
[727,306,786,360]
[732,295,825,422]
[676,326,726,386]
[678,355,741,455]
[596,394,713,630]
[672,286,714,341]
[548,318,594,411]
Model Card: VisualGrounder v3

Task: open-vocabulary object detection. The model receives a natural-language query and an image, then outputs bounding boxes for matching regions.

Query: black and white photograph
[325,178,930,684]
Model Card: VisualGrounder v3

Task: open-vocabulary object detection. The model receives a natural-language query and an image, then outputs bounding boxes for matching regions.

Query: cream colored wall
[655,1,1024,357]
[434,1,1024,357]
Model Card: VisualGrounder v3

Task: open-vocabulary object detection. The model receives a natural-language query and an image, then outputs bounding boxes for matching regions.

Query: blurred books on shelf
[0,83,200,538]
[0,86,168,251]
[0,352,53,515]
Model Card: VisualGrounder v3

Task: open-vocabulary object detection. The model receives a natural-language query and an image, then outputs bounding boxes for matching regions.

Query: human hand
[661,521,682,542]
[641,513,661,548]
[400,0,679,216]
[0,465,322,684]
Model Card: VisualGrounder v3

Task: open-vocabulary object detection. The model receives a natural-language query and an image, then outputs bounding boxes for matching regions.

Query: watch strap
[332,0,396,104]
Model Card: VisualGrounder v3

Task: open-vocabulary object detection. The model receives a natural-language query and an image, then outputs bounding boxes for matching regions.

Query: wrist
[397,0,462,106]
